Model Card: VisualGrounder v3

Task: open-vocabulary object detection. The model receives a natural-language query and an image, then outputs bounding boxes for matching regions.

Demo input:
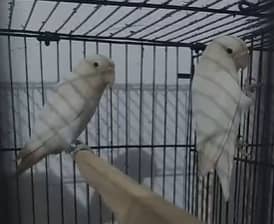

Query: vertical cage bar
[108,43,115,224]
[162,46,168,198]
[255,33,273,224]
[190,50,195,215]
[251,34,264,224]
[173,46,179,205]
[242,37,254,224]
[194,135,199,217]
[69,40,78,224]
[23,36,33,224]
[39,41,50,224]
[82,40,91,224]
[212,172,217,224]
[138,45,144,184]
[109,43,114,164]
[56,41,65,224]
[184,91,189,209]
[193,47,199,218]
[187,50,194,211]
[7,35,21,224]
[205,174,210,223]
[125,44,129,175]
[95,41,103,224]
[150,46,156,190]
[24,37,31,158]
[217,185,222,224]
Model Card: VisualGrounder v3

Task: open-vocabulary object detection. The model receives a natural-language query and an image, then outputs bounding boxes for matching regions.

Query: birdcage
[0,0,272,224]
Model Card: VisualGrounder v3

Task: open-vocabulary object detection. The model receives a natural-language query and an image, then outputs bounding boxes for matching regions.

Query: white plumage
[192,36,254,200]
[16,54,115,175]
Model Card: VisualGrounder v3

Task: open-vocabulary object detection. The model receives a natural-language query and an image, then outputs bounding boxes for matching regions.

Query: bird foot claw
[243,77,262,97]
[66,139,85,154]
[236,137,251,157]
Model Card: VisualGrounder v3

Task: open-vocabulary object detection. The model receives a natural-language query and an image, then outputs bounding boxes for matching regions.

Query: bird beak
[105,64,115,86]
[234,49,250,70]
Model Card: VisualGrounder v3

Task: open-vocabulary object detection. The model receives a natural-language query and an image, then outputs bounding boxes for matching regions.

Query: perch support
[70,144,204,224]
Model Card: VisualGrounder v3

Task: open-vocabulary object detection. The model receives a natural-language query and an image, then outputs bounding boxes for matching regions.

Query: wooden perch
[72,145,204,224]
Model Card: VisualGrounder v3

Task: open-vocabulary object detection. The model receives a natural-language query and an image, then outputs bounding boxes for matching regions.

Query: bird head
[85,54,115,86]
[75,54,115,86]
[208,35,250,71]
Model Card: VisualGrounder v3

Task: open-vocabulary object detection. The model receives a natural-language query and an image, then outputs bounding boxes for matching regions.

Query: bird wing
[192,69,242,175]
[18,75,101,160]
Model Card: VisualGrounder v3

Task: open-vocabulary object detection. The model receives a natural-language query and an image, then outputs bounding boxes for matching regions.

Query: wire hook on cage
[238,0,260,12]
[37,31,60,46]
[192,42,206,53]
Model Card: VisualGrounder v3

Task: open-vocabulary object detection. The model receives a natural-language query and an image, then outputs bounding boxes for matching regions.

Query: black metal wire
[184,50,194,212]
[39,41,50,224]
[83,6,121,35]
[200,175,205,221]
[4,144,196,152]
[8,0,15,29]
[184,93,189,210]
[233,69,244,224]
[178,16,249,42]
[109,43,114,165]
[242,23,273,40]
[0,29,207,48]
[250,34,264,224]
[241,38,254,224]
[194,145,199,217]
[205,174,210,223]
[255,33,273,224]
[108,43,115,224]
[138,45,144,184]
[212,172,217,224]
[70,5,101,34]
[40,0,268,17]
[150,45,156,190]
[194,19,265,43]
[125,44,129,175]
[126,0,197,38]
[23,0,38,30]
[225,201,229,224]
[39,2,60,32]
[190,50,196,215]
[157,2,239,41]
[23,36,31,166]
[82,41,90,224]
[55,3,82,33]
[94,41,103,224]
[56,40,65,224]
[9,35,22,224]
[177,0,269,42]
[139,0,222,39]
[95,4,143,37]
[68,40,78,224]
[110,0,172,37]
[116,88,120,146]
[172,47,179,204]
[162,46,168,198]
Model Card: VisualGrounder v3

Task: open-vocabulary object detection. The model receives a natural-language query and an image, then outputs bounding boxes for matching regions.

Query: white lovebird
[192,36,255,201]
[16,54,115,175]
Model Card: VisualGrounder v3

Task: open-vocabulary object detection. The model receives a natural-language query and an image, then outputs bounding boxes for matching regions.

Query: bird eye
[93,62,99,67]
[226,48,233,54]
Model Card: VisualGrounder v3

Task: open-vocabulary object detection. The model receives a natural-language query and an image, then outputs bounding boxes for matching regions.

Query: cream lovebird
[192,35,256,200]
[16,54,115,175]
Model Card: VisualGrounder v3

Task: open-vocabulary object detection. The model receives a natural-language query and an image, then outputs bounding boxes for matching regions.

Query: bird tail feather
[16,146,48,175]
